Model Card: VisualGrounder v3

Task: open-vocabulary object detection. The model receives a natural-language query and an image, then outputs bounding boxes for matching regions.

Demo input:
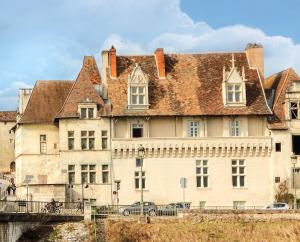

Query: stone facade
[11,44,300,208]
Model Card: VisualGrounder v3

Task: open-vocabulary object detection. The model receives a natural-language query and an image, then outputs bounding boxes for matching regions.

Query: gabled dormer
[127,63,149,110]
[222,54,247,107]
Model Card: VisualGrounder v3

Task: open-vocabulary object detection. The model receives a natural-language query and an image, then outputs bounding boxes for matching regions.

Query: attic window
[127,63,149,110]
[78,103,96,119]
[290,102,299,119]
[227,84,241,103]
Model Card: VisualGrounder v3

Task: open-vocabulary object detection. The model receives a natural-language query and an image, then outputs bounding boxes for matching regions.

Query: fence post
[84,201,91,221]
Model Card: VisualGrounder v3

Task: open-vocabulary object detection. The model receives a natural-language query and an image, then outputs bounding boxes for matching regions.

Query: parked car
[119,202,157,216]
[264,202,289,210]
[157,202,191,216]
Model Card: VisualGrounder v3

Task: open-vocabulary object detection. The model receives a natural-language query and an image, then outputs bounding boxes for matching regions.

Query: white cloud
[1,0,300,109]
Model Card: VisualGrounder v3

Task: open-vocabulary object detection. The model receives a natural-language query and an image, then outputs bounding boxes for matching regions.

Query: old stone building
[0,111,16,173]
[12,43,300,207]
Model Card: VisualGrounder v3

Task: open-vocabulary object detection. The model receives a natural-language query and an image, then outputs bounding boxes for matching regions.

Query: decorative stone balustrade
[112,137,272,159]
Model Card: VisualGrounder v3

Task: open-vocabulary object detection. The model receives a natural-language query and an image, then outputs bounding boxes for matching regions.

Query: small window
[68,131,74,150]
[81,131,95,150]
[68,165,75,184]
[135,171,146,189]
[136,158,143,167]
[232,159,246,188]
[233,201,246,209]
[290,102,299,119]
[81,108,87,119]
[132,124,143,138]
[292,135,300,155]
[275,177,280,183]
[199,201,206,209]
[40,135,47,154]
[275,142,281,152]
[88,108,94,118]
[101,130,108,149]
[196,160,208,188]
[188,121,200,137]
[227,84,241,103]
[102,164,109,184]
[229,120,241,137]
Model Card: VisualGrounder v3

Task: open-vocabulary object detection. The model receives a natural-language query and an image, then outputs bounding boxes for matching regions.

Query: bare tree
[275,180,294,203]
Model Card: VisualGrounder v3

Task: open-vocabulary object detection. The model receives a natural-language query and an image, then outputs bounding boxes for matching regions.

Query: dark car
[119,202,157,216]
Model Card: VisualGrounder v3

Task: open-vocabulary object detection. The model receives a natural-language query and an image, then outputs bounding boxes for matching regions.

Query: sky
[0,0,300,110]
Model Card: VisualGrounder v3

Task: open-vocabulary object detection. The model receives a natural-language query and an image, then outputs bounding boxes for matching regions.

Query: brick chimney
[109,46,117,78]
[101,50,109,99]
[155,48,166,79]
[245,43,264,81]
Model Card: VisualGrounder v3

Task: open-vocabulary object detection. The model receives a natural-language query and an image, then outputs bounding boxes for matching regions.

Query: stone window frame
[40,134,47,154]
[196,160,209,188]
[127,63,150,110]
[102,164,109,184]
[232,159,246,188]
[101,130,108,150]
[68,131,75,150]
[78,103,97,119]
[188,120,200,137]
[68,164,75,184]
[226,83,242,103]
[81,164,96,184]
[290,101,300,119]
[81,131,95,150]
[134,171,146,190]
[229,119,241,137]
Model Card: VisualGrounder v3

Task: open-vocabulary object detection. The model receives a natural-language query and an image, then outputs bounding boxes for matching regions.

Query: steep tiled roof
[0,111,17,122]
[19,81,74,124]
[82,56,101,85]
[265,68,300,129]
[107,52,271,116]
[56,66,109,118]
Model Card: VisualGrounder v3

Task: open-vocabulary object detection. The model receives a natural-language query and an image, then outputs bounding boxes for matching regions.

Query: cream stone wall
[58,118,112,205]
[0,121,15,172]
[112,156,272,206]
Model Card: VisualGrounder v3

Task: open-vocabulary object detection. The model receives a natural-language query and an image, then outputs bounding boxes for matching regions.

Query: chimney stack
[155,48,166,79]
[101,50,109,99]
[109,46,117,79]
[245,43,264,81]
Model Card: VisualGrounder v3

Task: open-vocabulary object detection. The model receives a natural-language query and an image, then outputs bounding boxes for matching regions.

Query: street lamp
[291,153,297,209]
[137,145,145,219]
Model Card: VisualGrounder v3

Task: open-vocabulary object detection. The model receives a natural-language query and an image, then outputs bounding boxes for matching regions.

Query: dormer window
[222,54,246,107]
[78,103,97,119]
[227,84,242,103]
[128,63,149,109]
[130,86,146,105]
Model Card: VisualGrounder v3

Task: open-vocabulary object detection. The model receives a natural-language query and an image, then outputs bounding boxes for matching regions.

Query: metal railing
[91,204,283,217]
[0,200,83,215]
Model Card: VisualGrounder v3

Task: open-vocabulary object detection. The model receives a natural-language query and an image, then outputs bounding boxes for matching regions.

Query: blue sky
[0,0,300,110]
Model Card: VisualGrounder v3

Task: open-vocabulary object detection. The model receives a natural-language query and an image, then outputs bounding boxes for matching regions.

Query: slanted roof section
[0,111,17,122]
[82,56,101,85]
[265,68,300,129]
[56,67,107,118]
[107,52,271,116]
[19,81,74,124]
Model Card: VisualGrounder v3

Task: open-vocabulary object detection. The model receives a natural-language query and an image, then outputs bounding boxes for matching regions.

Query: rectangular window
[134,171,146,189]
[68,131,75,150]
[136,158,143,167]
[292,135,300,155]
[40,135,47,154]
[290,102,299,119]
[196,160,208,188]
[232,159,246,187]
[68,165,75,184]
[81,131,95,150]
[102,164,109,184]
[227,84,241,103]
[101,130,108,149]
[131,86,145,105]
[199,201,206,209]
[233,201,246,209]
[275,142,281,152]
[132,124,143,138]
[89,165,96,184]
[229,120,241,136]
[81,164,88,184]
[88,108,94,118]
[188,121,200,137]
[81,108,87,118]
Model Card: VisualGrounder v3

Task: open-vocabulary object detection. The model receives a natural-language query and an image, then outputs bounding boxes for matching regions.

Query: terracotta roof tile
[19,81,74,124]
[0,111,17,122]
[82,56,101,85]
[108,52,271,116]
[56,67,108,118]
